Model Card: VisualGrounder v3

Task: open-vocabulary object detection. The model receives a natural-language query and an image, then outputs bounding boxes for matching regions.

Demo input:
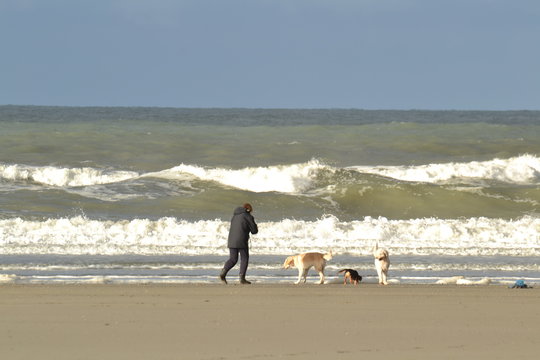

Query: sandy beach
[0,284,538,359]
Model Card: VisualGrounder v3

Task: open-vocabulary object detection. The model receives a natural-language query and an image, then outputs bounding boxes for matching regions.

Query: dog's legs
[295,268,308,284]
[317,270,325,284]
[295,268,303,284]
[375,260,383,284]
[302,268,308,283]
[316,265,325,284]
[381,269,388,285]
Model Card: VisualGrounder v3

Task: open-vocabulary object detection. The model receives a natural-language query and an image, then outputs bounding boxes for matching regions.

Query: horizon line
[2,104,539,112]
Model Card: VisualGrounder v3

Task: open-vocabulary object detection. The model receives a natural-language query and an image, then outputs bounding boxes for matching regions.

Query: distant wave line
[1,154,538,191]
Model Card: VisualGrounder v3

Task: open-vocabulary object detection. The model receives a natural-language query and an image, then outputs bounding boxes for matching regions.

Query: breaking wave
[1,215,538,257]
[0,163,139,187]
[349,154,540,185]
[2,155,538,192]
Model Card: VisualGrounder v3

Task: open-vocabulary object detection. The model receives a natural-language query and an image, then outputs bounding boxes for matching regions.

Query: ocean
[0,106,539,285]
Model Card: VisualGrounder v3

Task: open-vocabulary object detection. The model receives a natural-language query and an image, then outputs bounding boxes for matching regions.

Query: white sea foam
[2,155,537,192]
[0,274,16,283]
[148,159,329,193]
[2,273,532,285]
[0,215,538,257]
[2,262,538,275]
[2,161,328,194]
[456,278,492,285]
[349,154,540,185]
[145,155,540,194]
[0,163,139,187]
[435,276,465,285]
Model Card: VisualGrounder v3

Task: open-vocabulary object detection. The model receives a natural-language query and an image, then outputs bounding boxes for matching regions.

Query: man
[220,203,258,284]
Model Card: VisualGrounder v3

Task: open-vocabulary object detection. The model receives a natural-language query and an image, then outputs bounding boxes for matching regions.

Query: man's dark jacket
[227,207,258,248]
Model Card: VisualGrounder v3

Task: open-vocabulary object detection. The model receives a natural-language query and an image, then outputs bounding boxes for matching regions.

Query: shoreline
[0,283,538,359]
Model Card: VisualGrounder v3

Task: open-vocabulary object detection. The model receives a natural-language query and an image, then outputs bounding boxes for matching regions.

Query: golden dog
[373,243,390,285]
[283,252,333,284]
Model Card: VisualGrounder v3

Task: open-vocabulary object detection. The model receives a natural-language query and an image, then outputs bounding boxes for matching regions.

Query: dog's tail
[323,251,333,261]
[338,269,350,274]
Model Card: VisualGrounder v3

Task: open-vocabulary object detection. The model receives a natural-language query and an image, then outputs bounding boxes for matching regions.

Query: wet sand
[0,283,538,359]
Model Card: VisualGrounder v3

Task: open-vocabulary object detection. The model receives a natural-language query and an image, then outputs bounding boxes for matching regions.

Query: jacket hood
[233,206,248,215]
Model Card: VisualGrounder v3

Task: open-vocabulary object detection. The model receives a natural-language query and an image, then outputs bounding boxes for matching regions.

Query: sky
[1,0,539,110]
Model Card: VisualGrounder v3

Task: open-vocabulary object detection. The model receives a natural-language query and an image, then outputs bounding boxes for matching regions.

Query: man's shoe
[219,269,228,284]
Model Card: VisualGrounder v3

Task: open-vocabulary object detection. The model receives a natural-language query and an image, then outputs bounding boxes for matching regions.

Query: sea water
[0,106,538,285]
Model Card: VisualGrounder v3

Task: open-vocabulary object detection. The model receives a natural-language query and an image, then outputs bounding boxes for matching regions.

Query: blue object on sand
[510,280,529,289]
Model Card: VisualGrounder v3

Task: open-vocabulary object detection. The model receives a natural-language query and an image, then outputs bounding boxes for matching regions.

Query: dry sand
[0,283,538,359]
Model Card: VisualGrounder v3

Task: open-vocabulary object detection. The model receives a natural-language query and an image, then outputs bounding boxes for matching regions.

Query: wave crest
[2,155,538,194]
[0,163,139,187]
[147,159,330,193]
[349,154,540,185]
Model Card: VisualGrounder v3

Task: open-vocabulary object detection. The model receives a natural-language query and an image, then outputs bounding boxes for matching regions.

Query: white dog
[373,243,390,285]
[283,252,333,284]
